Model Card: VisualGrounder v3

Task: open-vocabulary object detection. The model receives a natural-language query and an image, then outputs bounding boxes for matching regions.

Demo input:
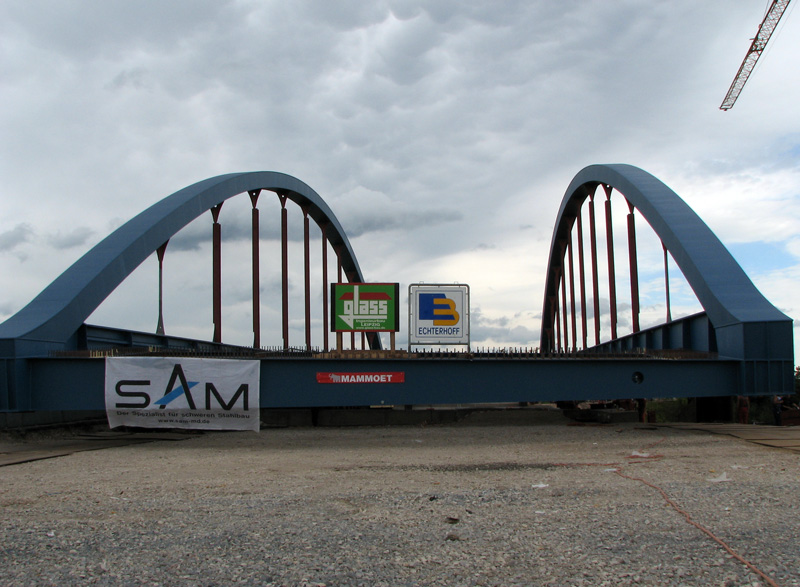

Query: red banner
[317,372,405,384]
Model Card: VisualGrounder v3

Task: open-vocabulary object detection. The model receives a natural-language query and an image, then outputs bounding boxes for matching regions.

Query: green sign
[331,283,399,332]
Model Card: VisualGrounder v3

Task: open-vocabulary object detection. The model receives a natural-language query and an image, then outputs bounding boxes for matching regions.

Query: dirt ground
[1,418,799,586]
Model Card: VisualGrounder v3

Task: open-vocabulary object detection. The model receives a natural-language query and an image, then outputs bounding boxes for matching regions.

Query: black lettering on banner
[163,363,197,410]
[115,380,151,408]
[205,383,249,411]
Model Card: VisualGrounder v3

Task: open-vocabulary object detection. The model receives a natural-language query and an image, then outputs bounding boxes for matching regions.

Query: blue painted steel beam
[590,312,714,354]
[28,356,741,411]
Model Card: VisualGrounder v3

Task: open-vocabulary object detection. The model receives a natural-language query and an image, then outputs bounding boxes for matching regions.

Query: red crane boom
[720,0,792,110]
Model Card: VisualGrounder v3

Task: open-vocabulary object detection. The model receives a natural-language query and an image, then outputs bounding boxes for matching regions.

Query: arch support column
[211,203,223,343]
[249,190,261,348]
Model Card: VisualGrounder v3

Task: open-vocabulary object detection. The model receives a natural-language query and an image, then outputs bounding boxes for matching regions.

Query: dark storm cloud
[470,306,538,346]
[47,227,95,250]
[161,200,462,251]
[1,1,237,59]
[1,1,798,357]
[166,214,261,253]
[0,224,33,252]
[341,207,462,237]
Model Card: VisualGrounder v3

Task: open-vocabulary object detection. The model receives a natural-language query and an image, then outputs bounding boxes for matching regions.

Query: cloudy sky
[1,1,798,363]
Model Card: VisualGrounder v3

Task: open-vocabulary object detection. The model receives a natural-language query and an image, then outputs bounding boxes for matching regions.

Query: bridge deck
[25,349,745,411]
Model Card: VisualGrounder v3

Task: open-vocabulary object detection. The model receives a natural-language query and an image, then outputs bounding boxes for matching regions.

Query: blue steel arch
[540,164,793,364]
[0,172,369,355]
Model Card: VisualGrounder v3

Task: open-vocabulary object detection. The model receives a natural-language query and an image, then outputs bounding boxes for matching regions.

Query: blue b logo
[419,293,459,325]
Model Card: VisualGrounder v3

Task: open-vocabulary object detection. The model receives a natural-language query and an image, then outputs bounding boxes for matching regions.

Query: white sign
[409,284,470,346]
[105,357,260,431]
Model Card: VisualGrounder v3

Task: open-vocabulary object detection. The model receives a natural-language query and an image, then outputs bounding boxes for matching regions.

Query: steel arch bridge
[0,165,794,414]
[541,164,793,392]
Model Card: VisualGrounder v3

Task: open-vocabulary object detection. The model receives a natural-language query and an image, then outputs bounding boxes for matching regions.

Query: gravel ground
[1,418,798,586]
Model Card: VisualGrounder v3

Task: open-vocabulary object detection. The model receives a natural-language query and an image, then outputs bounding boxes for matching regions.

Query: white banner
[105,357,260,431]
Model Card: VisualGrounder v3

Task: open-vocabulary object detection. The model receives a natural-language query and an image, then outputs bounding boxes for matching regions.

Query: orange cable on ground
[539,438,779,584]
[613,468,780,587]
[641,436,667,450]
